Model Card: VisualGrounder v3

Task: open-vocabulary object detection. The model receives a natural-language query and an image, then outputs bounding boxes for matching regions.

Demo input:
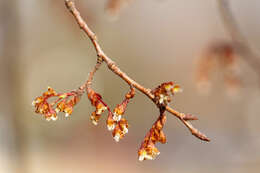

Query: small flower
[44,110,58,121]
[96,103,107,114]
[112,87,135,121]
[112,126,123,142]
[152,82,181,106]
[113,132,121,142]
[171,84,183,94]
[32,96,44,106]
[55,100,64,113]
[107,112,116,131]
[122,124,128,134]
[107,123,115,131]
[90,111,101,125]
[112,113,121,122]
[164,82,174,91]
[43,86,57,97]
[87,88,102,107]
[158,94,169,104]
[87,87,109,125]
[59,94,67,99]
[64,106,73,117]
[51,115,58,121]
[119,118,129,134]
[111,103,126,124]
[138,146,160,161]
[112,118,129,142]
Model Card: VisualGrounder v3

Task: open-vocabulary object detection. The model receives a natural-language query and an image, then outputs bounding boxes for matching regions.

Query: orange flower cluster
[152,82,182,107]
[32,87,81,121]
[109,87,135,142]
[138,112,166,161]
[111,117,129,142]
[87,87,135,142]
[87,88,108,125]
[137,82,182,161]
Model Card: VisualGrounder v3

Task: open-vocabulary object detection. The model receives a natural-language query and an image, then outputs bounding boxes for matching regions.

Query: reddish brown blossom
[105,87,135,142]
[107,111,116,131]
[87,88,108,125]
[112,118,129,142]
[86,87,134,142]
[32,87,81,121]
[112,87,135,122]
[152,82,182,106]
[138,112,167,161]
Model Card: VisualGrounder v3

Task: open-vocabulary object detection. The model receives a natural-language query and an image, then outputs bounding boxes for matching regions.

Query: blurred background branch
[217,0,260,83]
[0,0,28,173]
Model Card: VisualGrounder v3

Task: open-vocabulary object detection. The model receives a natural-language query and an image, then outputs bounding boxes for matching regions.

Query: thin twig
[65,0,210,142]
[217,0,260,80]
[78,59,103,93]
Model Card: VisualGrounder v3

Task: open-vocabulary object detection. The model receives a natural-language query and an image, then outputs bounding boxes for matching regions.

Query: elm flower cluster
[138,112,167,161]
[32,87,81,121]
[33,79,207,161]
[109,87,135,142]
[112,118,129,142]
[152,82,182,106]
[87,86,135,142]
[137,82,182,161]
[87,88,108,125]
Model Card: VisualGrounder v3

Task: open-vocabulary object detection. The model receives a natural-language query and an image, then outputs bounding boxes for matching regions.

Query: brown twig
[64,0,210,142]
[217,0,260,80]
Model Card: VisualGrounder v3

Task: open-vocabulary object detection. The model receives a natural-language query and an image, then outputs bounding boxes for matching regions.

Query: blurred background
[0,0,260,172]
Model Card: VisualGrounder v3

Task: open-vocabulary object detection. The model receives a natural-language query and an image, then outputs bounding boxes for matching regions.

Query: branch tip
[29,0,209,161]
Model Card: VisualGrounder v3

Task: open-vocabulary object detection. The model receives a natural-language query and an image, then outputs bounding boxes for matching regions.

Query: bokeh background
[0,0,260,173]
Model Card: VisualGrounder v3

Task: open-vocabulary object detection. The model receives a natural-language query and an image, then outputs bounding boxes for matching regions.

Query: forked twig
[64,0,210,142]
[217,0,260,80]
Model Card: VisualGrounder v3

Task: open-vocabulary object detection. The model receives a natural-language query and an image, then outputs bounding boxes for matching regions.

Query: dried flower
[152,82,182,106]
[87,88,108,125]
[138,112,166,161]
[112,118,129,142]
[107,112,116,131]
[32,87,81,121]
[107,87,135,141]
[86,87,133,140]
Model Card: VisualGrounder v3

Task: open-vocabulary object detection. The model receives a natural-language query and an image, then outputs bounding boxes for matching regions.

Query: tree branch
[64,0,210,142]
[217,0,260,80]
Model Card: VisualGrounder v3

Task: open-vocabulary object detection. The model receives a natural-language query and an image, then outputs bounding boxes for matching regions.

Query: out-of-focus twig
[105,0,131,18]
[0,0,28,172]
[217,0,260,81]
